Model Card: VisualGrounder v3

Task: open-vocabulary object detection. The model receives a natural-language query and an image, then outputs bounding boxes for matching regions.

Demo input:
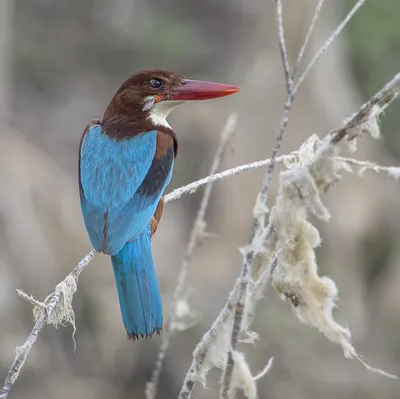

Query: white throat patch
[143,97,184,128]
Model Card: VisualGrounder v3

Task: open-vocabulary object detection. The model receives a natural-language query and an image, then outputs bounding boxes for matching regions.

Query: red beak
[168,79,239,101]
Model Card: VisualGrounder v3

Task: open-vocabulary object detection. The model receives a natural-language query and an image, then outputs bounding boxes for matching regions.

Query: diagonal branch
[338,157,400,179]
[292,0,325,79]
[293,0,366,94]
[0,250,96,399]
[276,0,292,95]
[330,72,400,144]
[164,154,295,203]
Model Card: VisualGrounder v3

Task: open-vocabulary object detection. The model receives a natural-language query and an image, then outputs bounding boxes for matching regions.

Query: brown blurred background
[1,0,400,398]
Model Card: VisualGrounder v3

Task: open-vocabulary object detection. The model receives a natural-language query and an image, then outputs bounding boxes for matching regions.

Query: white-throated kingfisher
[79,69,239,339]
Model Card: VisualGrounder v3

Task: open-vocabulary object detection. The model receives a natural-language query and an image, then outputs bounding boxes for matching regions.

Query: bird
[78,69,239,340]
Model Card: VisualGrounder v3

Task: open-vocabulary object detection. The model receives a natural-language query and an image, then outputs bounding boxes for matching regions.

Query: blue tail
[111,228,162,339]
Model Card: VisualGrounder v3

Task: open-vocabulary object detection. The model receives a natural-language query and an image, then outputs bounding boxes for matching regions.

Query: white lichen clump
[269,138,353,353]
[262,114,396,378]
[184,281,272,399]
[33,276,78,349]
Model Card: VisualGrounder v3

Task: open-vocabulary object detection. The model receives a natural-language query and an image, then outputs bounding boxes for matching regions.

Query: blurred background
[1,0,400,398]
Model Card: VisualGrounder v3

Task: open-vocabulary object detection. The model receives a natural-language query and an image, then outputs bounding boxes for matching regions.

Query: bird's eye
[149,78,162,89]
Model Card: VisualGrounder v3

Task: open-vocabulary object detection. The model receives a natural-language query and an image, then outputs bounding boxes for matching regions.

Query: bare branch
[164,154,295,203]
[252,239,290,298]
[16,290,46,309]
[276,0,292,94]
[145,114,237,399]
[292,0,325,79]
[294,0,366,93]
[164,146,400,207]
[338,157,400,179]
[258,0,295,213]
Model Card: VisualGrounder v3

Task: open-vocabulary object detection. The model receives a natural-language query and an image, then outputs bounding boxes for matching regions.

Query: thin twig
[292,0,325,79]
[0,250,96,399]
[15,290,45,309]
[252,239,290,298]
[219,2,295,397]
[338,157,400,179]
[293,0,366,93]
[145,114,237,399]
[276,0,292,94]
[164,154,295,203]
[259,0,294,206]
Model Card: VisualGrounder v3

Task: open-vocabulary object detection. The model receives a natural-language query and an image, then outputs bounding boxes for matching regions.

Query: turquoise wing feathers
[79,124,173,255]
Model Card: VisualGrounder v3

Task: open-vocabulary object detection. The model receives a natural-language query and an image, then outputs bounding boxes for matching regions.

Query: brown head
[102,69,239,137]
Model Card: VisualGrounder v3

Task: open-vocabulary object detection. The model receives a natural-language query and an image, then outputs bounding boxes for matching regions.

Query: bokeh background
[1,1,400,398]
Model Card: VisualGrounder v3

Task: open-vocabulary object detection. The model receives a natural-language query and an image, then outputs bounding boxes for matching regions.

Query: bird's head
[103,69,239,130]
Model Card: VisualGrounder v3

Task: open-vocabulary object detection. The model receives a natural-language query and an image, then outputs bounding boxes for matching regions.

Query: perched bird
[79,69,239,339]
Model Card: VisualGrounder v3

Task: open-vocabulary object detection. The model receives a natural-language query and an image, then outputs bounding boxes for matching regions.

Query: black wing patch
[137,146,174,196]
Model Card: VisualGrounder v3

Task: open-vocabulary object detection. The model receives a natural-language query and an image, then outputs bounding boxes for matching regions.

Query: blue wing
[79,124,174,255]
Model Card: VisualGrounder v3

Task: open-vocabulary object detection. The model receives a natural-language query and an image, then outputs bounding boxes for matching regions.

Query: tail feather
[111,227,162,339]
